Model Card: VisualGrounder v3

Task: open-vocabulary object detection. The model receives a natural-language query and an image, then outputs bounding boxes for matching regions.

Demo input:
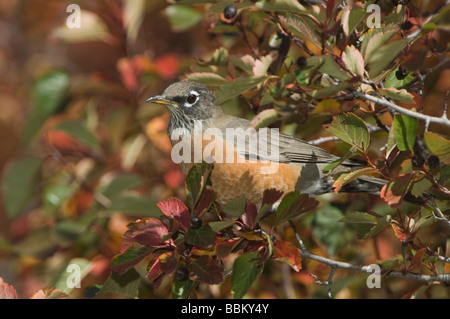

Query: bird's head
[147,81,217,133]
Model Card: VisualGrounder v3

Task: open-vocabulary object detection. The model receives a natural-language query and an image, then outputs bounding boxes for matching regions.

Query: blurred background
[0,0,448,299]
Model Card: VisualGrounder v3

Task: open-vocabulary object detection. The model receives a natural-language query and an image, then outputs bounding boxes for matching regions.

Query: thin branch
[288,221,450,286]
[353,91,450,128]
[309,124,382,146]
[310,266,336,298]
[427,200,450,228]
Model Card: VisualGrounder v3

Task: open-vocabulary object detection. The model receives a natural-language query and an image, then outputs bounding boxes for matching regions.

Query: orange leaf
[408,248,426,272]
[0,277,18,299]
[381,173,414,208]
[391,223,416,243]
[154,53,179,80]
[273,240,302,272]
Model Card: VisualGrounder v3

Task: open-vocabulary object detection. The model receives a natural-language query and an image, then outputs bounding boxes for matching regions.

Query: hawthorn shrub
[0,0,449,299]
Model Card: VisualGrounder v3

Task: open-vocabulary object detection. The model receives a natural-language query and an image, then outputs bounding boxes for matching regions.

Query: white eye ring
[185,91,199,107]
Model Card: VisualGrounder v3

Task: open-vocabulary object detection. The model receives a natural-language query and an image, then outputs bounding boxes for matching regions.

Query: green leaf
[249,109,280,129]
[311,205,351,256]
[53,120,99,149]
[52,220,88,244]
[393,114,418,152]
[327,113,370,151]
[367,39,408,78]
[341,4,366,37]
[323,145,358,174]
[184,224,216,247]
[23,70,70,145]
[172,278,194,299]
[100,174,144,200]
[1,156,42,218]
[362,27,399,62]
[379,88,414,103]
[186,163,211,210]
[275,191,319,225]
[111,246,153,275]
[385,68,415,89]
[198,47,229,67]
[310,82,350,99]
[222,195,246,217]
[33,70,71,117]
[342,45,364,77]
[308,55,349,81]
[208,220,235,233]
[231,250,263,299]
[13,227,57,258]
[53,258,92,293]
[98,268,141,298]
[410,176,433,197]
[424,132,450,161]
[107,196,161,217]
[333,167,378,192]
[217,76,267,104]
[340,211,389,239]
[164,5,202,32]
[280,14,322,50]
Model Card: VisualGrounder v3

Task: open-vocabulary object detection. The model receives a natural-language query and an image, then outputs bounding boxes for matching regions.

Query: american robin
[147,81,385,206]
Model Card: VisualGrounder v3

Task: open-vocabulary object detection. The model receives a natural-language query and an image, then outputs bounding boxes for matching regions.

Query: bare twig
[428,201,450,228]
[353,91,450,128]
[310,266,336,298]
[288,221,450,287]
[308,125,382,146]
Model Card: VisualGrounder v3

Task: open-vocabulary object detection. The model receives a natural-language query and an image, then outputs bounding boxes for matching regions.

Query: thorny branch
[288,221,450,297]
[352,91,450,128]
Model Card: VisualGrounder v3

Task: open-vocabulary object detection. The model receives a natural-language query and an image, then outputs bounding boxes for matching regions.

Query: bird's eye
[185,91,199,106]
[187,94,197,104]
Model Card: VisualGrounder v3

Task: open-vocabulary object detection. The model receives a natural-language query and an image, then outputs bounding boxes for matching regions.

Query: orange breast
[172,132,300,206]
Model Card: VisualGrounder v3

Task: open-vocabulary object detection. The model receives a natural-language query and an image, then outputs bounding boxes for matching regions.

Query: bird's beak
[146,95,173,106]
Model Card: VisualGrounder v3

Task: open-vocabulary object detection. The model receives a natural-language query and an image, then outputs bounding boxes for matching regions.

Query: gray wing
[222,117,362,167]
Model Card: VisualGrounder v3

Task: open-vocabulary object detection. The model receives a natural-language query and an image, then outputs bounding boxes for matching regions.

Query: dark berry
[297,56,307,68]
[428,155,440,169]
[400,20,413,31]
[412,155,424,168]
[175,267,189,281]
[395,67,408,80]
[189,216,202,229]
[223,5,237,20]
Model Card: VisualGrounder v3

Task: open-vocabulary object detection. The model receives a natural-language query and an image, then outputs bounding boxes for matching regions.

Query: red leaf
[146,259,163,288]
[123,218,170,248]
[190,256,223,284]
[408,248,426,272]
[262,188,284,206]
[380,173,414,208]
[154,53,180,80]
[215,237,240,258]
[194,187,216,216]
[157,197,190,231]
[159,252,178,275]
[44,130,89,155]
[273,241,302,272]
[117,57,139,91]
[164,168,185,189]
[391,222,416,243]
[242,202,257,229]
[0,278,18,299]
